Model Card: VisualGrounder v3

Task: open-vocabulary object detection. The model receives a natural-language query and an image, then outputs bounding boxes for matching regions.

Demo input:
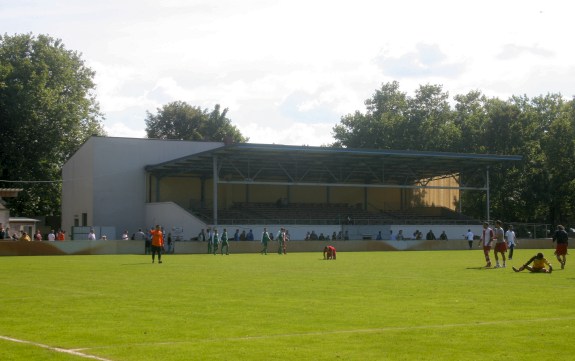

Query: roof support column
[154,175,161,202]
[486,167,490,223]
[213,155,218,226]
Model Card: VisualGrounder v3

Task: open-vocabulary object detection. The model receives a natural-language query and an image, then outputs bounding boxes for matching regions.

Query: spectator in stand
[413,230,423,240]
[397,230,404,240]
[48,230,56,242]
[198,229,206,242]
[121,230,129,240]
[389,230,396,241]
[439,231,448,241]
[135,228,146,241]
[426,230,436,240]
[0,225,5,239]
[88,229,96,240]
[19,231,31,242]
[376,231,383,240]
[133,228,146,253]
[331,231,337,240]
[34,230,42,241]
[56,230,65,241]
[318,233,325,240]
[167,232,173,254]
[247,229,254,241]
[305,231,311,240]
[240,230,247,241]
[310,231,318,240]
[234,229,240,241]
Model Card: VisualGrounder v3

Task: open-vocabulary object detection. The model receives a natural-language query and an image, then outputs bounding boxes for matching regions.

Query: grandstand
[61,137,521,241]
[192,202,479,226]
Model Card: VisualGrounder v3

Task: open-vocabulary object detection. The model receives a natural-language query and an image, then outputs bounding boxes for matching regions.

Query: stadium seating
[192,202,480,226]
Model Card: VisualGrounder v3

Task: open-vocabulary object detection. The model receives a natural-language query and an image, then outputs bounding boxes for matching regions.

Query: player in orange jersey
[150,225,164,264]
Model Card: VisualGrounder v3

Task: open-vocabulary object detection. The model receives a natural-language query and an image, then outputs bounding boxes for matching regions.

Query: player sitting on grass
[512,252,553,273]
[323,245,336,260]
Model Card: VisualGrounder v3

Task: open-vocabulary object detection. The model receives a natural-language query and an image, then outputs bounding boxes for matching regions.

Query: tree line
[332,81,575,226]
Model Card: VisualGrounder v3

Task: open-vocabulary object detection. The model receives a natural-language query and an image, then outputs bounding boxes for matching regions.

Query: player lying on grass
[512,252,552,273]
[323,245,336,260]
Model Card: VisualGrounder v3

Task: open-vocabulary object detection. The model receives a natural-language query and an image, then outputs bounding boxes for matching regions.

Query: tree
[406,84,457,151]
[332,81,409,149]
[333,81,575,226]
[145,101,248,143]
[541,97,575,224]
[332,82,457,151]
[0,33,105,216]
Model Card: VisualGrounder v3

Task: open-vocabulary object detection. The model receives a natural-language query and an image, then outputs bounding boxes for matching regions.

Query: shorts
[555,243,568,256]
[495,242,507,253]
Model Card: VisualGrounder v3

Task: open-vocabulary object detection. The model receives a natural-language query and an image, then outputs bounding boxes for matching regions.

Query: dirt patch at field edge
[0,241,67,256]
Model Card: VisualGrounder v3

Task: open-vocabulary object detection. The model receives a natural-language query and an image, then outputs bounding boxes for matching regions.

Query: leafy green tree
[453,90,490,153]
[333,81,410,149]
[407,84,457,151]
[452,91,493,219]
[333,82,575,226]
[542,98,575,224]
[145,101,248,143]
[0,33,105,216]
[333,82,457,151]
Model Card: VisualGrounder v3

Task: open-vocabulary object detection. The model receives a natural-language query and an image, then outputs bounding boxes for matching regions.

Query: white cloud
[104,122,147,139]
[242,121,335,146]
[3,0,575,146]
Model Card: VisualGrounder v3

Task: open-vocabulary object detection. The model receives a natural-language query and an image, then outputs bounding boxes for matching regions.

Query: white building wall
[62,139,95,234]
[62,137,223,239]
[145,202,207,240]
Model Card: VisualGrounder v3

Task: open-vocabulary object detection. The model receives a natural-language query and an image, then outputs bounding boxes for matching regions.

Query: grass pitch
[0,249,574,360]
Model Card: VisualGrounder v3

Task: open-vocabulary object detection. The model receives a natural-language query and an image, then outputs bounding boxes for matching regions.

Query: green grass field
[1,249,573,361]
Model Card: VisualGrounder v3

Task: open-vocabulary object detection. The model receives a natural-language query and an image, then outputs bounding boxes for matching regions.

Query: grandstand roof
[145,143,522,188]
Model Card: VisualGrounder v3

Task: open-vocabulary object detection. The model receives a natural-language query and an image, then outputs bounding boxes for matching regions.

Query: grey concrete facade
[62,137,222,239]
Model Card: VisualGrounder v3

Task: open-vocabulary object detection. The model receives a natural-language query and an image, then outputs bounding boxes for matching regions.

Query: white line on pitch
[0,335,114,361]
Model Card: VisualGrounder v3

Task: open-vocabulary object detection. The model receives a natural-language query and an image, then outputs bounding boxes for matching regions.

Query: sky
[1,0,574,146]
